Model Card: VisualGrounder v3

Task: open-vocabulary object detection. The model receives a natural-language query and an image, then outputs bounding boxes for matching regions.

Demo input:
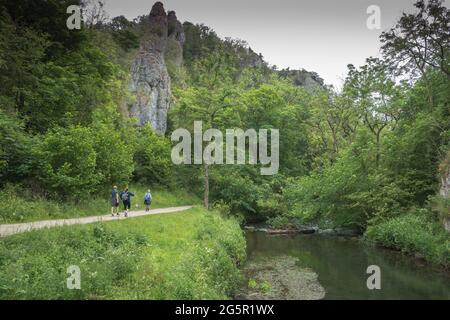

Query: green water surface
[245,231,450,299]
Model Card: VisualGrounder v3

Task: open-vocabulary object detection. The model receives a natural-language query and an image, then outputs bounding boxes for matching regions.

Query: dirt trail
[0,206,193,237]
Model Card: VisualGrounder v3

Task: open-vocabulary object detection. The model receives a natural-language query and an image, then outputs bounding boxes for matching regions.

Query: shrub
[256,193,288,220]
[267,215,291,229]
[365,208,450,266]
[430,194,450,220]
[0,111,32,184]
[0,184,109,223]
[133,124,173,186]
[91,118,135,187]
[32,126,101,199]
[209,166,262,221]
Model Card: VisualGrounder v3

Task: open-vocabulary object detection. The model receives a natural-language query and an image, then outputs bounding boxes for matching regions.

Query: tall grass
[0,207,246,299]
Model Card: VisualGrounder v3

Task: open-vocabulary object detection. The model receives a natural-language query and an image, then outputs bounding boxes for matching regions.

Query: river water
[244,231,450,300]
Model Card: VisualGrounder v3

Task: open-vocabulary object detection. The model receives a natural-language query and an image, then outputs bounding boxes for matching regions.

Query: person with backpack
[144,189,152,212]
[120,187,135,217]
[111,186,120,216]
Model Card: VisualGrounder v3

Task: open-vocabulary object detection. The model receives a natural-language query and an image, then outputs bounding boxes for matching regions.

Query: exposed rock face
[279,68,325,91]
[439,152,450,232]
[237,47,266,68]
[165,11,185,69]
[440,165,450,198]
[129,2,184,134]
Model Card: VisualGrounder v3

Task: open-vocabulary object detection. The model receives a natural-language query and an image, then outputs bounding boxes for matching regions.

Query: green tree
[172,49,238,208]
[344,58,404,167]
[380,0,449,106]
[0,110,32,184]
[32,126,101,199]
[134,124,173,186]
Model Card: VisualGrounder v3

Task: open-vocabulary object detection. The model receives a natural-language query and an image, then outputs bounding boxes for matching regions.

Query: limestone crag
[129,2,184,134]
[279,68,325,91]
[439,152,450,232]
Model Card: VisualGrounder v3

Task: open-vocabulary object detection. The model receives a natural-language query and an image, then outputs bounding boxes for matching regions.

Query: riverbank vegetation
[0,207,246,299]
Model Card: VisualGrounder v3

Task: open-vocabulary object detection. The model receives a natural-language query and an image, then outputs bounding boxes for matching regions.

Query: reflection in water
[245,232,450,300]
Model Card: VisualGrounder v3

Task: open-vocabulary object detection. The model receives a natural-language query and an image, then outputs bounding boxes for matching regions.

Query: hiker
[144,189,152,212]
[111,186,120,216]
[120,187,135,217]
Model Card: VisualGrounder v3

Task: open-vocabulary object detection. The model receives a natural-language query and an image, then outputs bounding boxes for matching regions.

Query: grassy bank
[0,207,246,299]
[364,209,450,267]
[0,184,200,224]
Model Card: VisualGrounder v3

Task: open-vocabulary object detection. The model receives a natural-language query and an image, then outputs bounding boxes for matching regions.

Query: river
[240,231,450,300]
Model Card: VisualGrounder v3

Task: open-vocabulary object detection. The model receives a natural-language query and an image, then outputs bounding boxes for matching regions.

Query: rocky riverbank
[235,256,325,300]
[243,225,360,236]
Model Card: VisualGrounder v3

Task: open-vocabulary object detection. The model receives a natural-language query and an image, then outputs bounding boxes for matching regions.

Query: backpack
[144,193,152,203]
[121,192,129,201]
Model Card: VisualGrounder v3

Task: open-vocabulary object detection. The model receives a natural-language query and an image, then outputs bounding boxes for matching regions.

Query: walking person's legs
[111,199,118,216]
[124,201,130,217]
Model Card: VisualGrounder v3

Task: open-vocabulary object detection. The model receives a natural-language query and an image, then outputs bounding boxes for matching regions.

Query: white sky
[101,0,443,88]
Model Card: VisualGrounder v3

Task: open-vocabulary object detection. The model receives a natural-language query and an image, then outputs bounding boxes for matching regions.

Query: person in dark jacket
[120,188,135,217]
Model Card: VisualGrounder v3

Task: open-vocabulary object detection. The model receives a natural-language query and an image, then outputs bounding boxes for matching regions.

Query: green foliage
[430,194,450,219]
[246,278,271,294]
[260,281,272,293]
[209,166,261,220]
[0,207,246,299]
[0,184,108,223]
[285,134,374,230]
[382,113,443,204]
[90,112,135,187]
[248,278,257,289]
[133,124,173,186]
[32,125,100,199]
[0,222,146,299]
[256,192,288,220]
[110,24,139,51]
[0,111,32,183]
[0,4,121,133]
[0,0,448,276]
[182,23,223,65]
[267,215,291,229]
[380,0,449,79]
[365,208,450,266]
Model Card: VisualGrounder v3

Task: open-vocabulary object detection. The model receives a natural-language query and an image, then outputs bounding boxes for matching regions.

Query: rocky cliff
[439,152,450,232]
[128,2,325,134]
[279,68,325,91]
[129,2,184,134]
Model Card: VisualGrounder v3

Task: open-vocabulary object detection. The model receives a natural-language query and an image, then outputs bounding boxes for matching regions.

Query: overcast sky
[101,0,439,88]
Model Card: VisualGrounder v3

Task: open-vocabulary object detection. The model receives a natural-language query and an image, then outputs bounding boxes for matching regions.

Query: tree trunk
[376,131,381,168]
[203,163,209,209]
